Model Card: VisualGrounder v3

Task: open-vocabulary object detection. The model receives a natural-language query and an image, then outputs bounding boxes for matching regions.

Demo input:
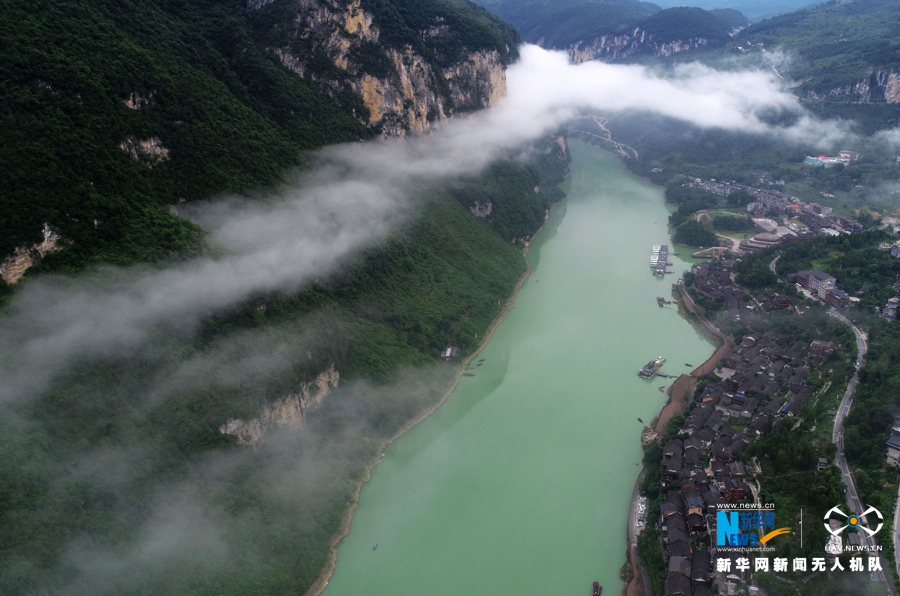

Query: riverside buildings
[687,179,863,238]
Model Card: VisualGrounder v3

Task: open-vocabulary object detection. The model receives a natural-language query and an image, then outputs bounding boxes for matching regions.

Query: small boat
[463,373,475,377]
[479,359,486,362]
[373,544,378,551]
[593,582,602,596]
[685,363,692,367]
[637,417,643,423]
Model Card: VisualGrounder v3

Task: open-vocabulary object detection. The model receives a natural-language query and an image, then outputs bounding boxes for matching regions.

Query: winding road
[828,308,895,591]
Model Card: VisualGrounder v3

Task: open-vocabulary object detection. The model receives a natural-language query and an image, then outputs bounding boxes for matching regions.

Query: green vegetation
[637,528,666,596]
[0,0,521,271]
[0,172,570,593]
[449,137,568,241]
[364,0,520,68]
[739,0,900,101]
[665,185,719,227]
[734,257,778,291]
[1,0,363,267]
[0,0,563,593]
[713,214,754,232]
[848,319,900,466]
[673,219,717,247]
[773,229,900,309]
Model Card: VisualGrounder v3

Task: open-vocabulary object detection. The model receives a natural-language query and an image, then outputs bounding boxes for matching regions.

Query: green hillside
[479,0,659,47]
[0,0,572,594]
[0,0,520,272]
[738,0,900,99]
[473,0,745,54]
[652,0,814,22]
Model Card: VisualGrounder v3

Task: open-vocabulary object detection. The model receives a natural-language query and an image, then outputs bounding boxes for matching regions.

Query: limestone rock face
[253,0,508,136]
[0,224,66,285]
[119,135,170,166]
[559,28,714,63]
[801,68,900,104]
[219,364,340,446]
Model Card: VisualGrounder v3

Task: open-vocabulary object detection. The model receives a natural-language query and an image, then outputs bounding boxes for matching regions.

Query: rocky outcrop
[560,28,714,63]
[219,364,340,446]
[0,224,65,285]
[119,135,170,165]
[123,91,154,110]
[470,200,492,218]
[801,68,900,104]
[883,69,900,103]
[254,0,507,136]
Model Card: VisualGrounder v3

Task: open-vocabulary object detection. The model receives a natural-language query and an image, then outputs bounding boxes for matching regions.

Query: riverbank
[652,283,732,436]
[319,142,716,596]
[303,198,566,596]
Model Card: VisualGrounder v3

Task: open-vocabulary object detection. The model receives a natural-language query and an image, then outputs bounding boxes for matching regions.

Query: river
[322,142,714,596]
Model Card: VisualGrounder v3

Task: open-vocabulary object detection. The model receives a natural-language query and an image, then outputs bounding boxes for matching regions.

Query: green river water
[323,142,715,596]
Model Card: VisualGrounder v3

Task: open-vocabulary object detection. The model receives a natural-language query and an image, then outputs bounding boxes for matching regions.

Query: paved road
[769,254,780,275]
[827,309,894,590]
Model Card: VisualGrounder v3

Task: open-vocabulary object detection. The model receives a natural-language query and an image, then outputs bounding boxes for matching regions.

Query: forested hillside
[0,0,519,276]
[0,1,574,594]
[736,0,900,104]
[472,0,748,61]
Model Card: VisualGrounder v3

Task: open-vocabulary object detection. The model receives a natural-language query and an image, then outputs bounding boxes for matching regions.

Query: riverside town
[6,1,900,596]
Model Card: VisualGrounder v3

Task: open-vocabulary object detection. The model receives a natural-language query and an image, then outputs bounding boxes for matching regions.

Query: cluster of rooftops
[653,331,838,595]
[691,260,794,326]
[688,177,863,237]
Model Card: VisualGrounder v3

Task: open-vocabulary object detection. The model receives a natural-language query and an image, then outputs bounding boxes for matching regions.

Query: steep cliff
[564,29,716,63]
[1,0,519,273]
[253,0,516,135]
[220,364,340,445]
[799,68,900,104]
[0,224,66,285]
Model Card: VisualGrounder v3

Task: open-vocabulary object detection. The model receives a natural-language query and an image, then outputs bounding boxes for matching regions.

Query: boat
[593,582,602,596]
[373,544,378,550]
[650,244,669,275]
[638,356,665,379]
[463,373,475,377]
[637,417,643,423]
[685,363,692,367]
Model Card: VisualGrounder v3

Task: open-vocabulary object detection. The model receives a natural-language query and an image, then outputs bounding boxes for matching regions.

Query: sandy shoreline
[302,200,564,596]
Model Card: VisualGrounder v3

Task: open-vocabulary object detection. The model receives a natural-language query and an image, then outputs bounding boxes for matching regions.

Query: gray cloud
[0,45,878,405]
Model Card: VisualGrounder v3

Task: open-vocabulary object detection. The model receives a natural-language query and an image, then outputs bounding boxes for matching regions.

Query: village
[639,215,900,595]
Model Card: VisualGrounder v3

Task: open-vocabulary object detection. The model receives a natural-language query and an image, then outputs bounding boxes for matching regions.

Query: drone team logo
[823,505,883,536]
